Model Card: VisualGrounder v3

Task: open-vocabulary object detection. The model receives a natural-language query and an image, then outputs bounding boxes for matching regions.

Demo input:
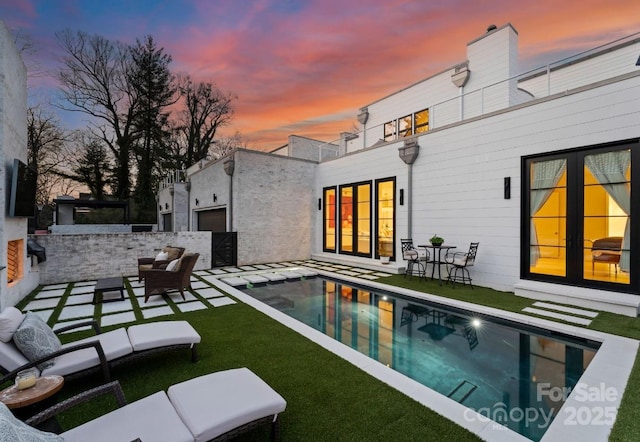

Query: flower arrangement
[430,234,444,246]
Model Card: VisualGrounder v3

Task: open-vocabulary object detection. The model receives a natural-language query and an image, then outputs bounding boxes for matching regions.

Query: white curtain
[584,150,631,272]
[530,159,567,265]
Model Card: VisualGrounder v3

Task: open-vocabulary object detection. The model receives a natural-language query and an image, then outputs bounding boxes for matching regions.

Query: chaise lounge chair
[0,315,201,385]
[7,367,287,442]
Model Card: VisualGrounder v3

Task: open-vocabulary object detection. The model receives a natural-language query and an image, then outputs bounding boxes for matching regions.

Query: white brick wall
[32,232,212,284]
[0,21,35,309]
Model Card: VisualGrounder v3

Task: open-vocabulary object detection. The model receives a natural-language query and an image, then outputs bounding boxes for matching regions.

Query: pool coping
[209,266,639,442]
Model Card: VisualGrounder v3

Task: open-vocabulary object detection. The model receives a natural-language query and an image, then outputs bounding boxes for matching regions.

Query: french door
[523,140,638,291]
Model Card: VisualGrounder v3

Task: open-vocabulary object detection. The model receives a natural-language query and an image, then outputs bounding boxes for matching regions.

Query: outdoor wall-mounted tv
[9,158,37,217]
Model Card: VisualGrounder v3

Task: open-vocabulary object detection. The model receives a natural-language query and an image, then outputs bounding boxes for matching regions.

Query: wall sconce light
[159,205,162,211]
[195,198,199,206]
[213,193,217,202]
[399,189,404,206]
[318,198,322,211]
[504,177,511,199]
[165,203,169,210]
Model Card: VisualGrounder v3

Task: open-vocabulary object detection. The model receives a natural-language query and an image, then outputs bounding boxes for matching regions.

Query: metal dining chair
[445,242,479,288]
[401,239,428,279]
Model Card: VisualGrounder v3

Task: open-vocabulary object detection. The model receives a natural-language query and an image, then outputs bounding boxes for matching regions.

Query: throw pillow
[0,307,24,343]
[0,402,63,441]
[155,251,169,261]
[164,247,182,261]
[13,312,61,370]
[166,258,181,272]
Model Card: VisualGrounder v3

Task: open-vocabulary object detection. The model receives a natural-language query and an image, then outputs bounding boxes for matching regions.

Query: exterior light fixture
[195,198,199,206]
[318,198,322,210]
[399,189,404,206]
[636,55,640,66]
[504,177,511,199]
[213,194,217,202]
[165,203,169,210]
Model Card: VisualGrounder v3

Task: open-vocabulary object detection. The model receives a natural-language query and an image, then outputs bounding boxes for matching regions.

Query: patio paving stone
[177,301,208,313]
[25,297,60,310]
[36,288,67,298]
[196,287,225,298]
[58,304,95,320]
[53,319,93,333]
[41,283,68,290]
[65,294,94,306]
[30,309,53,323]
[100,299,133,314]
[141,306,175,319]
[208,297,237,307]
[70,285,94,295]
[101,311,136,327]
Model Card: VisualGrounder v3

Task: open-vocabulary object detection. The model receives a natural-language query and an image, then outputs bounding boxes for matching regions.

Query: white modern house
[160,23,640,316]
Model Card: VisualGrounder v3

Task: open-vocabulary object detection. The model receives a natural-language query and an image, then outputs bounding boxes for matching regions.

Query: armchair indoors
[445,242,479,288]
[142,253,200,303]
[138,246,185,282]
[590,236,623,276]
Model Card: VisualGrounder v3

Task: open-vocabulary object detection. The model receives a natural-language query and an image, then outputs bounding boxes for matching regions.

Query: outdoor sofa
[0,308,201,385]
[3,367,287,441]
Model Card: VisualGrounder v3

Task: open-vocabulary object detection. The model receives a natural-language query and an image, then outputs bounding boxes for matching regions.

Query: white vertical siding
[314,74,640,292]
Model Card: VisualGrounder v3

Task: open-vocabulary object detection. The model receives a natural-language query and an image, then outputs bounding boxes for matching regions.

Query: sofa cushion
[61,391,193,442]
[0,307,24,343]
[0,402,63,441]
[12,312,61,369]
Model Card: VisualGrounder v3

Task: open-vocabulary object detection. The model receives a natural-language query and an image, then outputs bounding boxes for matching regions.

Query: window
[414,108,429,133]
[398,115,412,138]
[339,182,371,256]
[323,187,336,252]
[376,179,395,259]
[523,140,638,291]
[384,121,396,141]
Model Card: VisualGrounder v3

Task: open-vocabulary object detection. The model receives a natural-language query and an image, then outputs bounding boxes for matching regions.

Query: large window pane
[340,186,353,253]
[356,183,371,254]
[324,187,336,251]
[529,160,567,277]
[377,180,394,259]
[414,109,429,133]
[583,150,630,284]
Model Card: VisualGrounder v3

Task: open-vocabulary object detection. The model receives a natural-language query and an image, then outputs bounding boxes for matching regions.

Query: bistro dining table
[418,244,456,285]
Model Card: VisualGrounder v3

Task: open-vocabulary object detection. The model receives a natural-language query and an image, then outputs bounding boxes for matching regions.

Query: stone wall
[31,232,212,285]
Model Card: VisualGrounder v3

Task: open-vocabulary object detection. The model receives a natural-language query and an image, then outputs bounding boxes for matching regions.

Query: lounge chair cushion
[42,328,133,377]
[61,391,193,442]
[0,340,30,372]
[0,402,63,441]
[155,251,169,261]
[0,307,24,342]
[127,321,201,352]
[167,367,287,441]
[12,312,61,369]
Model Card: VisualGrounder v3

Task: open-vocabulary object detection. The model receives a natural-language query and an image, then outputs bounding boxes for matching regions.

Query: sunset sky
[2,0,640,151]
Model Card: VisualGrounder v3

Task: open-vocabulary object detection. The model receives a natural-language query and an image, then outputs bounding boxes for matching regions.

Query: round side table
[0,375,64,409]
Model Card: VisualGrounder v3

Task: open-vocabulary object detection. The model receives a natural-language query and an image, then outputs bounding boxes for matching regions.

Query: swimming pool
[210,265,638,442]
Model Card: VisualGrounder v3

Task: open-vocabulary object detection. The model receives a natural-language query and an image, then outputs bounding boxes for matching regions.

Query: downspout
[398,139,420,239]
[223,156,235,231]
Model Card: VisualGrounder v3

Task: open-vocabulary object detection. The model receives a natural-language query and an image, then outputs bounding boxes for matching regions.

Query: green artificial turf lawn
[18,272,640,441]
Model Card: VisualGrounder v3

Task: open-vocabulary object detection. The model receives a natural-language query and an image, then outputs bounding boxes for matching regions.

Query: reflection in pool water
[242,276,599,441]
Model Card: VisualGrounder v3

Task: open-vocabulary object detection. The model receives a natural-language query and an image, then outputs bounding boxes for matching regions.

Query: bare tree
[174,75,236,168]
[211,131,251,159]
[55,30,139,200]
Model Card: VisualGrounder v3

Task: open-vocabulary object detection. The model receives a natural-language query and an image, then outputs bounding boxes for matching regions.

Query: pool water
[242,276,599,441]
